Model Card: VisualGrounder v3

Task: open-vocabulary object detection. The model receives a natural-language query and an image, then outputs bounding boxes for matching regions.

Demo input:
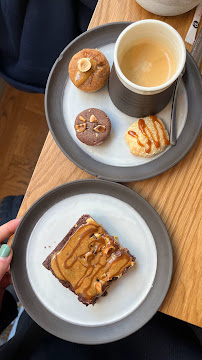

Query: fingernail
[0,244,11,257]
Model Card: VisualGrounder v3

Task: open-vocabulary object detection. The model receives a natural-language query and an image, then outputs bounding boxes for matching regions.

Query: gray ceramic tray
[11,179,172,344]
[45,22,202,182]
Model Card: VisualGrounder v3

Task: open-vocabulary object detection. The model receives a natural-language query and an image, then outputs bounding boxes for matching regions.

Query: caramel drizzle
[74,237,106,290]
[53,223,132,300]
[64,226,98,269]
[53,225,97,281]
[128,115,169,153]
[55,256,66,280]
[128,130,144,147]
[74,58,97,87]
[76,253,103,295]
[54,226,99,280]
[82,252,131,300]
[150,115,170,146]
[82,259,107,299]
[111,253,131,277]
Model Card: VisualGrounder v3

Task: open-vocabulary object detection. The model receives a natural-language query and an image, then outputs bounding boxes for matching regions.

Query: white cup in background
[136,0,201,17]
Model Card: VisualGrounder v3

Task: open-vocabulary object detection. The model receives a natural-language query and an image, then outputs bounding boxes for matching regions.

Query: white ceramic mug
[136,0,201,16]
[108,20,186,117]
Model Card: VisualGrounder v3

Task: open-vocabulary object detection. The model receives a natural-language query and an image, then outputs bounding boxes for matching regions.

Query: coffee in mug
[108,20,186,117]
[120,38,176,87]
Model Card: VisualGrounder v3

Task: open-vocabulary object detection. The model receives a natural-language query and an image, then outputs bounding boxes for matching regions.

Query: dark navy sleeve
[0,0,97,93]
[0,290,18,334]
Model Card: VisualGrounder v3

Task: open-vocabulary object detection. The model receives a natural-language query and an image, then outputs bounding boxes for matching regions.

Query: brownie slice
[43,215,135,306]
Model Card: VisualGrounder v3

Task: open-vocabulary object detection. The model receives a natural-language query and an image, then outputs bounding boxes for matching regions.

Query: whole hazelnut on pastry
[68,49,110,92]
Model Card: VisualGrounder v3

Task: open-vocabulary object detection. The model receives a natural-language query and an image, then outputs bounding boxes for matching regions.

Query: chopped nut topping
[75,123,87,132]
[100,273,109,282]
[115,250,122,257]
[95,282,102,294]
[94,233,101,239]
[77,58,91,72]
[103,245,115,255]
[79,116,86,123]
[84,251,93,261]
[93,125,106,133]
[90,115,98,123]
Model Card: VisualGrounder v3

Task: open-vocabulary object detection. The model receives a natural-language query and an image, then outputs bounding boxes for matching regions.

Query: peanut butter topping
[51,217,134,301]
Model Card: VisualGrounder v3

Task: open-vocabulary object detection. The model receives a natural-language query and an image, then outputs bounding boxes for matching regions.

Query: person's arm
[0,219,21,333]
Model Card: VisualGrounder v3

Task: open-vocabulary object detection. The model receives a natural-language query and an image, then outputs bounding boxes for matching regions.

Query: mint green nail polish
[0,244,11,257]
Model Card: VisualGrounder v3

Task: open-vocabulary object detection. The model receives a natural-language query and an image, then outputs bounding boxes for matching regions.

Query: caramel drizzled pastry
[43,215,135,306]
[125,115,170,157]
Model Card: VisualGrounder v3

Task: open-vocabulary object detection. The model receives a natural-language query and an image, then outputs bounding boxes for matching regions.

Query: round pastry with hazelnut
[125,115,170,157]
[74,108,111,146]
[68,49,110,92]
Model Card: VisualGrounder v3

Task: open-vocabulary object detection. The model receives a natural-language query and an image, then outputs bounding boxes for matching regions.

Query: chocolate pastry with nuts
[68,48,110,92]
[43,215,135,306]
[74,108,111,146]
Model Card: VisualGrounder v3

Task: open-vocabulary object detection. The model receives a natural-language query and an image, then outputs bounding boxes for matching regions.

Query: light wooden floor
[0,84,48,202]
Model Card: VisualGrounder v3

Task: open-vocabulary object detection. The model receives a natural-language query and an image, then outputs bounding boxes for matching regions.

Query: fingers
[0,247,13,282]
[0,218,21,243]
[0,219,20,283]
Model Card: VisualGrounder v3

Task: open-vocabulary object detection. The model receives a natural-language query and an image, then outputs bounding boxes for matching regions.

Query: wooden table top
[14,0,202,327]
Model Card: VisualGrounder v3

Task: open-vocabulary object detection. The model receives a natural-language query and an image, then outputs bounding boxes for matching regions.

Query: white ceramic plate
[45,22,202,182]
[11,180,172,344]
[63,43,188,167]
[26,193,157,327]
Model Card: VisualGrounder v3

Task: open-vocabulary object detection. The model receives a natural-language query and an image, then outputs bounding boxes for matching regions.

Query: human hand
[0,219,21,311]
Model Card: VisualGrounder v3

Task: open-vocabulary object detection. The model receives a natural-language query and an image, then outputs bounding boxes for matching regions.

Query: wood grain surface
[12,0,202,327]
[0,85,48,201]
